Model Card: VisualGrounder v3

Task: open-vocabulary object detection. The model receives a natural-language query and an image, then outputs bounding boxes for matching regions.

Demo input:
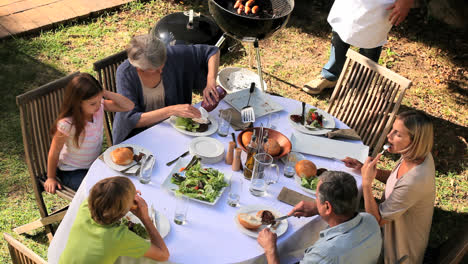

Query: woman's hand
[361,153,383,188]
[171,104,201,119]
[342,157,363,170]
[44,178,62,194]
[203,78,218,106]
[131,192,150,221]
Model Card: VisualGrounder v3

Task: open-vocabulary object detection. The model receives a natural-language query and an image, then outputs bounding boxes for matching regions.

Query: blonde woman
[60,177,169,263]
[342,110,435,264]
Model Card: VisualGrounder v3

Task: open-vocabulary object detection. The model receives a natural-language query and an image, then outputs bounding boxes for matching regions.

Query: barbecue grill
[209,0,294,91]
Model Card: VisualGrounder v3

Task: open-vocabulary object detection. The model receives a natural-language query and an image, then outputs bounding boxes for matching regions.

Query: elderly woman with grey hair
[113,30,220,144]
[257,171,382,264]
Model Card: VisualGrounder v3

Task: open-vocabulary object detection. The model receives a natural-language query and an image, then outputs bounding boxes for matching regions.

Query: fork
[121,153,146,173]
[380,144,390,155]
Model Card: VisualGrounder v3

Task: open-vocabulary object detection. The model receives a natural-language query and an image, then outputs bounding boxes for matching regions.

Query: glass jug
[249,153,279,197]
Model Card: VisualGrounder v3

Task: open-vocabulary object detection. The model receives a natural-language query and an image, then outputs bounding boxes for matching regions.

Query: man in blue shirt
[258,171,382,264]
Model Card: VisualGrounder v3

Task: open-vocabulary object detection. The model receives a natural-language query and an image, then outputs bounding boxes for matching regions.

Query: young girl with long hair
[45,73,134,193]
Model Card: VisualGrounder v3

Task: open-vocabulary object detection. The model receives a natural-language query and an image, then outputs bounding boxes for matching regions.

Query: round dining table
[47,95,364,264]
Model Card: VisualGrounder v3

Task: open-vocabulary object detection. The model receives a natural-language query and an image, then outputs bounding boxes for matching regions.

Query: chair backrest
[328,49,411,157]
[16,73,78,205]
[3,233,48,264]
[93,50,128,146]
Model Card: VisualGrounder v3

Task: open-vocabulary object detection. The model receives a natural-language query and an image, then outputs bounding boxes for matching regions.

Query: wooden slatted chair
[15,73,79,240]
[4,233,48,264]
[93,50,128,146]
[327,49,412,157]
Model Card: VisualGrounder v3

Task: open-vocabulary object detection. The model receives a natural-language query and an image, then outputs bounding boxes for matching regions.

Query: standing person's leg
[358,46,383,63]
[304,31,350,95]
[57,169,88,191]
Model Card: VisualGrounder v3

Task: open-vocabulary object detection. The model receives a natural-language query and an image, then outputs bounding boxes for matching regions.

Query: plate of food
[123,210,170,239]
[217,67,268,94]
[289,107,336,135]
[294,160,327,195]
[161,156,228,205]
[234,205,288,238]
[103,144,152,174]
[169,115,218,137]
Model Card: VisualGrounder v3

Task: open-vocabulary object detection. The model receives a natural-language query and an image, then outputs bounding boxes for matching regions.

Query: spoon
[380,144,390,155]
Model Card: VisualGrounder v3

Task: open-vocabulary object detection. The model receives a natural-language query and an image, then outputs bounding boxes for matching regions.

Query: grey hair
[127,30,167,70]
[317,171,358,216]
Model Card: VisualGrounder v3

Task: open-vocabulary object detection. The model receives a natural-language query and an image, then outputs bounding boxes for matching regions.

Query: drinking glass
[266,113,279,129]
[217,110,232,137]
[283,152,301,178]
[249,153,279,197]
[227,173,243,207]
[138,155,154,184]
[174,195,189,225]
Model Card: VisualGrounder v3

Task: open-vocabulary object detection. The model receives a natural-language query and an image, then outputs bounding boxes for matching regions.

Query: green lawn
[0,0,466,262]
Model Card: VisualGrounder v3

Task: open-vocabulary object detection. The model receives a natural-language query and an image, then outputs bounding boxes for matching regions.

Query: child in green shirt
[59,176,169,263]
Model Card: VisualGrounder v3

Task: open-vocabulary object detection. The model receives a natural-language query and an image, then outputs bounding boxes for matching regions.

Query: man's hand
[387,0,414,26]
[171,104,201,119]
[131,193,149,221]
[257,228,277,252]
[288,200,318,218]
[203,78,219,106]
[44,178,62,194]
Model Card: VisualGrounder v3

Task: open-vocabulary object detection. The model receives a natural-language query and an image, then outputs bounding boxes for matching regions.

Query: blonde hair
[397,111,433,162]
[88,176,136,225]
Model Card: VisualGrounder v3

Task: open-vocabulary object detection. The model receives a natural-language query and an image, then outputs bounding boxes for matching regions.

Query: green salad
[121,218,149,239]
[301,177,319,191]
[171,160,227,203]
[174,117,203,132]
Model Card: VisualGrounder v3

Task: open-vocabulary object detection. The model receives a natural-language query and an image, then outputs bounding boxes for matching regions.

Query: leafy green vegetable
[171,160,227,203]
[175,117,200,132]
[301,177,319,191]
[121,218,149,239]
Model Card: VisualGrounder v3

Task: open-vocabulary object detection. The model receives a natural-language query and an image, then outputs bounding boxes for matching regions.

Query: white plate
[291,132,369,163]
[161,157,227,206]
[289,107,336,135]
[294,174,316,195]
[189,137,224,164]
[169,115,218,137]
[217,67,268,94]
[224,88,283,119]
[234,205,288,238]
[125,210,170,239]
[103,144,153,174]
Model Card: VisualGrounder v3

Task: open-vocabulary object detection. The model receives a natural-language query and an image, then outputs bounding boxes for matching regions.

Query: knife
[274,214,292,222]
[166,150,190,166]
[301,102,306,126]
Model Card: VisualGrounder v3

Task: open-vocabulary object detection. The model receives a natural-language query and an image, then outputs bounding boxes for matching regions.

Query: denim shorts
[56,168,88,191]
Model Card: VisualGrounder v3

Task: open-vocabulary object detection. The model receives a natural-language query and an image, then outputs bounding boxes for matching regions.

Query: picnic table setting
[47,72,370,264]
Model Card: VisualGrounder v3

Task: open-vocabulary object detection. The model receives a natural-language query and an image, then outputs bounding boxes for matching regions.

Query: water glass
[227,173,243,207]
[138,155,154,184]
[174,195,189,225]
[217,110,232,137]
[283,152,300,178]
[266,113,279,129]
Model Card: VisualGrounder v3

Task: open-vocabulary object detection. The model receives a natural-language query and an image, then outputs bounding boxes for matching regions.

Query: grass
[0,0,467,262]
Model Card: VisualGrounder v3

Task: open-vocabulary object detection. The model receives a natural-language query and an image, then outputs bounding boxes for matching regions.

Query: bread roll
[111,147,134,165]
[237,213,262,230]
[256,210,276,225]
[295,160,317,179]
[242,131,253,147]
[264,138,281,156]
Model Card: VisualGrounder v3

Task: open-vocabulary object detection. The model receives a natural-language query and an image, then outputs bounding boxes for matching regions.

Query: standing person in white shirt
[303,0,414,95]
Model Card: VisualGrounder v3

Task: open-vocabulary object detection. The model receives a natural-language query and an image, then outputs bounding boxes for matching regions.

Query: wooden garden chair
[327,49,412,157]
[15,73,79,240]
[4,233,48,264]
[93,50,128,146]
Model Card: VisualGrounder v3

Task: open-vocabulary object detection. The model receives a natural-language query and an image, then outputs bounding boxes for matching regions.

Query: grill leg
[254,39,265,92]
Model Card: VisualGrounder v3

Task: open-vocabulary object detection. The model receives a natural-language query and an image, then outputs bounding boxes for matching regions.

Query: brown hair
[88,176,136,225]
[397,110,434,162]
[50,73,103,147]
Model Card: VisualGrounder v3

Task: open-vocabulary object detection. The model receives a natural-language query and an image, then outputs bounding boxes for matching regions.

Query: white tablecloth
[47,96,363,264]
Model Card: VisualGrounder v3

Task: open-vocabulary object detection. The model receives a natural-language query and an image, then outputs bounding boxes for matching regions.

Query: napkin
[277,187,315,206]
[326,129,361,140]
[219,108,252,131]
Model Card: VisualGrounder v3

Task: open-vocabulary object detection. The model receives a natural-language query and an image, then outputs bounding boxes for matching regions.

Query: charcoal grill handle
[187,9,194,29]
